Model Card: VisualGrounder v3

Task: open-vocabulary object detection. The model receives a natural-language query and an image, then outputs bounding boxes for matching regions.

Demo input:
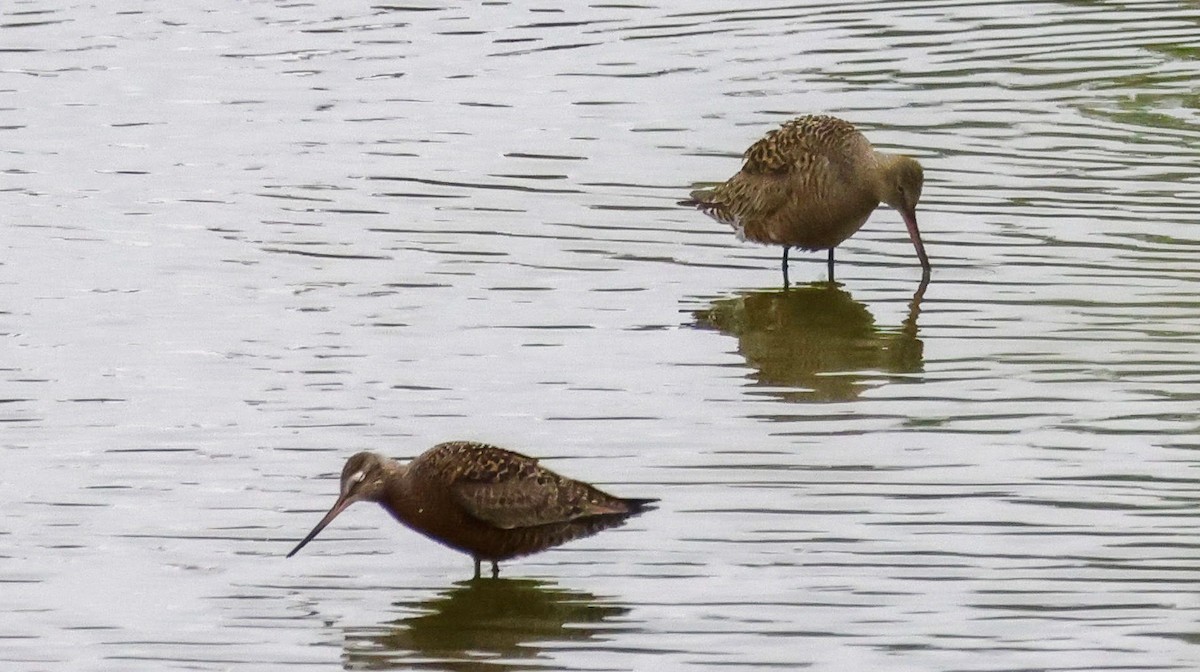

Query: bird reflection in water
[693,278,927,402]
[342,578,633,671]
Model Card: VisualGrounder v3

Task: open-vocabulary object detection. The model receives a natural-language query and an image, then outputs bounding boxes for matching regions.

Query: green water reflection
[693,280,927,402]
[342,578,633,671]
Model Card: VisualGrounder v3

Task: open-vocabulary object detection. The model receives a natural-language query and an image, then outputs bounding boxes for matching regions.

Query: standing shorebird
[683,115,930,284]
[287,442,656,579]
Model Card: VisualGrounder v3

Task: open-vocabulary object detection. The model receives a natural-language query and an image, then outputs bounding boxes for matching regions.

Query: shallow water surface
[4,1,1200,670]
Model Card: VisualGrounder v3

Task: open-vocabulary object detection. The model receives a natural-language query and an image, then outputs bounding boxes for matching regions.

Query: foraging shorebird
[683,115,930,284]
[287,442,656,578]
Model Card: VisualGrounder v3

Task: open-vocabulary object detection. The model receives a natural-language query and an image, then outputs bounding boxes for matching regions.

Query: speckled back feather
[412,441,651,530]
[740,115,866,175]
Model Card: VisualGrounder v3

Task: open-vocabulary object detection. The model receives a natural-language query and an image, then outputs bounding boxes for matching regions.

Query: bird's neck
[379,462,416,511]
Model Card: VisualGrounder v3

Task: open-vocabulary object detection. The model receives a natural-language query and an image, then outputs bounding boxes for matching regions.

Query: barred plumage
[288,442,655,578]
[684,115,930,283]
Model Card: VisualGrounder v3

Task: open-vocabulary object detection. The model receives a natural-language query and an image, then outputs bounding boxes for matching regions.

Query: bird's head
[286,452,393,557]
[879,155,930,271]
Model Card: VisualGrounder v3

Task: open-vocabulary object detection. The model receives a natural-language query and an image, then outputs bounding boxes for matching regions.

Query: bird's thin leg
[781,247,791,287]
[826,248,836,283]
[491,561,500,579]
[473,557,482,580]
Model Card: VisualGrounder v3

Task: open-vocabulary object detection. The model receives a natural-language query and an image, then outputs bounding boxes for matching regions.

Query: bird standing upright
[683,115,930,284]
[287,442,656,579]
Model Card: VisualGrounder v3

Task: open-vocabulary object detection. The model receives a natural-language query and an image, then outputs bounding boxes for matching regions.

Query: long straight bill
[901,207,931,272]
[287,494,353,557]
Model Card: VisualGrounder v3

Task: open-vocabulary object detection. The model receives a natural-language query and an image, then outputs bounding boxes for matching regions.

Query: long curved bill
[901,207,931,272]
[287,492,354,558]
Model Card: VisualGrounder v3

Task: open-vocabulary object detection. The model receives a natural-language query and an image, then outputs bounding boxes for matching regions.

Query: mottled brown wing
[699,117,817,233]
[741,116,863,175]
[438,443,627,530]
[741,126,803,175]
[706,168,799,242]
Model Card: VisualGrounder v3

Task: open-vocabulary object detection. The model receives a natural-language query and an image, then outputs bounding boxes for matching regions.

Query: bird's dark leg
[826,248,835,283]
[491,561,500,579]
[473,557,482,580]
[781,247,791,287]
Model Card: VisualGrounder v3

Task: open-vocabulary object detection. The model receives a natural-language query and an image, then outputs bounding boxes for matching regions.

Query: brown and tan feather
[687,115,927,268]
[288,442,655,574]
[417,441,634,530]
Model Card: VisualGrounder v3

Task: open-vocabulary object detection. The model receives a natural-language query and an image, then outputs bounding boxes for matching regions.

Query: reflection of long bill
[286,490,355,558]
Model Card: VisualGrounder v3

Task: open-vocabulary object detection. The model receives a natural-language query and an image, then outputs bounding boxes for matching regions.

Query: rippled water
[4,1,1200,670]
